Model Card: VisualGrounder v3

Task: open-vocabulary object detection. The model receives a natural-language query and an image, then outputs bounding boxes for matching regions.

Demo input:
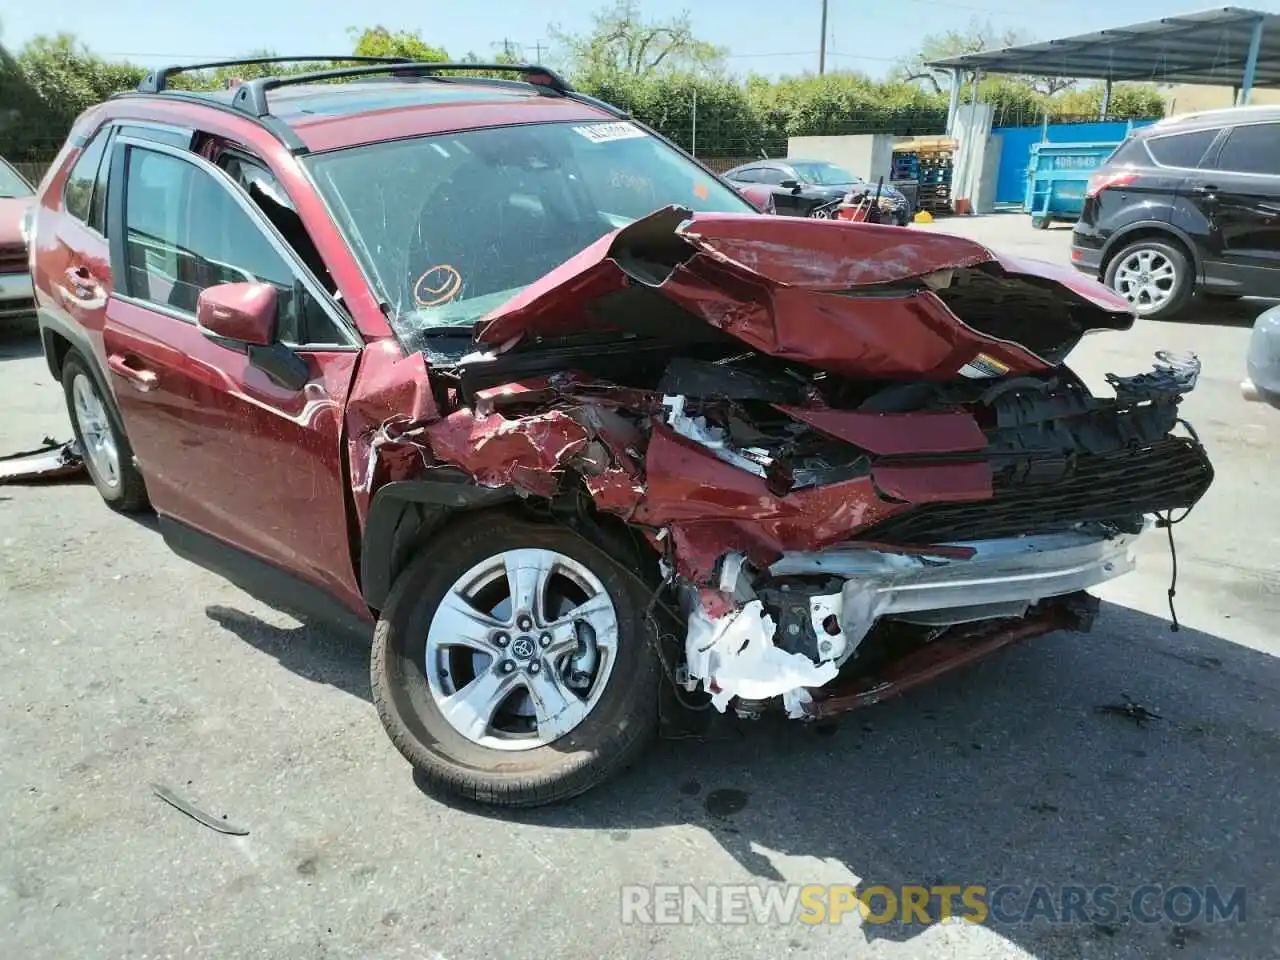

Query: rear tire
[1031,216,1051,230]
[60,351,149,512]
[371,512,662,807]
[1104,239,1194,320]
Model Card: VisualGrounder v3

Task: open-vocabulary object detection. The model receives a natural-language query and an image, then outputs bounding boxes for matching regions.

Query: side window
[63,127,111,228]
[217,151,338,295]
[1215,123,1280,176]
[755,167,787,185]
[1144,129,1218,168]
[732,168,761,183]
[122,147,345,346]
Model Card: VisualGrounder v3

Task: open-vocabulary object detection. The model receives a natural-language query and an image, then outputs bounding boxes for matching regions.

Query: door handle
[107,354,158,392]
[1191,184,1219,197]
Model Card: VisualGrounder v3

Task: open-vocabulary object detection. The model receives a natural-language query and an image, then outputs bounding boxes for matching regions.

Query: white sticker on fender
[572,121,648,143]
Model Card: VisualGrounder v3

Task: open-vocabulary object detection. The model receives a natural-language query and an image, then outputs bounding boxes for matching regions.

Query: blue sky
[3,0,1278,79]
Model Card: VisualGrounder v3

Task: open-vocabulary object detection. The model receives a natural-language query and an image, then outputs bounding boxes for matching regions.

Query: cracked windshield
[305,120,749,341]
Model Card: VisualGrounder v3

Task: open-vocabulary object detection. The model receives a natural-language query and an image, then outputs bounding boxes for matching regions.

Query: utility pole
[532,40,546,64]
[819,0,828,75]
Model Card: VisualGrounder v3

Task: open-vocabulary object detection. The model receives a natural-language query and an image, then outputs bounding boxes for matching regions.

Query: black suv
[1071,105,1280,320]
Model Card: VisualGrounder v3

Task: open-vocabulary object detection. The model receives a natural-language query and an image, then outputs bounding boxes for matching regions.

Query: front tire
[1104,239,1194,320]
[371,512,662,807]
[61,351,149,511]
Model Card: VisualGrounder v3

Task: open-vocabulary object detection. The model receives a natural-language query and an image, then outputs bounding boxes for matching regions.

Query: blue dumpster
[1023,137,1127,229]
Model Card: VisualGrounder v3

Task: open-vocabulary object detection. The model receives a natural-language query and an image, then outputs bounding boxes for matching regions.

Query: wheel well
[42,328,74,380]
[1102,227,1196,280]
[360,476,661,614]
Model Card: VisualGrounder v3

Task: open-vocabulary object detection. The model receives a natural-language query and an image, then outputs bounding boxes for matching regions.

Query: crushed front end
[369,208,1214,722]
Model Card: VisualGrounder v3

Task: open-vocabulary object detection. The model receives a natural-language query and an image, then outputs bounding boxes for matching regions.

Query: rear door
[1190,120,1280,297]
[34,123,117,367]
[100,129,368,616]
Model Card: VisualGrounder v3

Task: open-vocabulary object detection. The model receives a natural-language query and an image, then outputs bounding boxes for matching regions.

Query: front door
[1190,120,1280,298]
[100,132,368,616]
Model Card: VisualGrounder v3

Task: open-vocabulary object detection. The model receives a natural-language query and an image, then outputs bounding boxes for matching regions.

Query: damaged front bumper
[683,526,1142,718]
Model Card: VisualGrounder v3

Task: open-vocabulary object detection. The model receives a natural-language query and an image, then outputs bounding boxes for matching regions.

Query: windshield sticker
[414,265,463,308]
[693,181,710,200]
[572,122,648,144]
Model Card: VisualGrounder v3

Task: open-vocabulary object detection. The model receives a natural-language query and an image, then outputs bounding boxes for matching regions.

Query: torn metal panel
[801,592,1099,719]
[475,207,1134,378]
[776,406,987,455]
[423,408,589,497]
[344,341,440,522]
[0,439,85,484]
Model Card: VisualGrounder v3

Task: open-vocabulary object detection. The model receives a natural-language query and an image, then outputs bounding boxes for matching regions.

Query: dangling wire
[1156,507,1193,632]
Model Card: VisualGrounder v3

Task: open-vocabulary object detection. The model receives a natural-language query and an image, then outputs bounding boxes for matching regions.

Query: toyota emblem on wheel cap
[511,636,536,659]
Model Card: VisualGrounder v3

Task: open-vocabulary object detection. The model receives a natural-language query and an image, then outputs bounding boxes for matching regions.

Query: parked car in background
[0,156,38,328]
[28,58,1213,808]
[723,158,910,224]
[1071,105,1280,320]
[1243,303,1280,408]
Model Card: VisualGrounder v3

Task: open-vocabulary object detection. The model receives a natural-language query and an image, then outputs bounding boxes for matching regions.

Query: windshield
[0,159,33,198]
[304,120,754,340]
[790,161,861,186]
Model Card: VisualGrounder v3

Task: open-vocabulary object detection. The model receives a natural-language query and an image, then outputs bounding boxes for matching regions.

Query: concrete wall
[786,135,897,182]
[1163,83,1280,114]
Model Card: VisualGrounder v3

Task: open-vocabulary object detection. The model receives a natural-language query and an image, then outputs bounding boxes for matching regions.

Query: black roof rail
[137,55,414,94]
[228,62,574,117]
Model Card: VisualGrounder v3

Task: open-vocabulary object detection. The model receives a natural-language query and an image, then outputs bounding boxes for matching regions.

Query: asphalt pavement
[1,213,1277,959]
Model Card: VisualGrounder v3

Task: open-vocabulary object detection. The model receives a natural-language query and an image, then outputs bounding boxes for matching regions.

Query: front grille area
[860,437,1214,544]
[0,244,27,275]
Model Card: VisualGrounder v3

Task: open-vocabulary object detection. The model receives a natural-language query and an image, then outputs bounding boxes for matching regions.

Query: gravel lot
[2,213,1277,959]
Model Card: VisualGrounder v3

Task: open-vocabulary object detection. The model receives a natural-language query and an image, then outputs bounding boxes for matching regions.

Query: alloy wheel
[424,548,619,751]
[1112,247,1178,315]
[71,373,120,489]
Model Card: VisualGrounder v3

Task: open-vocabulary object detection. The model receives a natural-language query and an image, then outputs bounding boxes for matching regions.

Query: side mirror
[779,178,801,191]
[196,281,277,346]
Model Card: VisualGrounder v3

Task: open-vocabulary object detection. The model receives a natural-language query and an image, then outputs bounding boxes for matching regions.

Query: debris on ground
[151,783,250,836]
[1095,696,1163,726]
[0,437,86,484]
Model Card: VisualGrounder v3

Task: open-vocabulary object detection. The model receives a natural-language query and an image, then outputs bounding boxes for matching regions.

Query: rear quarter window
[1143,129,1219,168]
[1105,137,1148,165]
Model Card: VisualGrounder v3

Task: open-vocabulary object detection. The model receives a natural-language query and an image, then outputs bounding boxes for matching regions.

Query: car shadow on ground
[1176,295,1277,330]
[207,597,1279,957]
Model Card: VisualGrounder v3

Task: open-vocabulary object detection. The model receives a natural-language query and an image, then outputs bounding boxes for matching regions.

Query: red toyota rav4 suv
[29,58,1213,807]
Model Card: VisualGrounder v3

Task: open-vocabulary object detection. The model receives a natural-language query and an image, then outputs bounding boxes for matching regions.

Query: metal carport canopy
[926,7,1279,93]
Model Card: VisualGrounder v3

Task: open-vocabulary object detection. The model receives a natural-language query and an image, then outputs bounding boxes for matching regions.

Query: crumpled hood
[476,207,1134,379]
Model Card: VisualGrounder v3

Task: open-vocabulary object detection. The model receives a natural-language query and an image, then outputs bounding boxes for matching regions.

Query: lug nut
[539,633,552,647]
[528,661,541,675]
[517,615,533,631]
[500,660,515,674]
[494,632,510,647]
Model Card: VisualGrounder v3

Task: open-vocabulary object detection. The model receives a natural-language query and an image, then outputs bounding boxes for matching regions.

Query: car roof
[114,77,622,154]
[1141,104,1280,137]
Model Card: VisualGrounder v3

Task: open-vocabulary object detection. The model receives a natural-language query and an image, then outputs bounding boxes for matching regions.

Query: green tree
[551,0,725,84]
[349,26,448,61]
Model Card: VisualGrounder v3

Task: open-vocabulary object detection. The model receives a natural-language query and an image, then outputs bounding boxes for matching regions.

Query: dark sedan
[723,158,910,224]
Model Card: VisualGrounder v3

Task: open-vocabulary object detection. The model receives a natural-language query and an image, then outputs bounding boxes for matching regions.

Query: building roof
[927,7,1280,87]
